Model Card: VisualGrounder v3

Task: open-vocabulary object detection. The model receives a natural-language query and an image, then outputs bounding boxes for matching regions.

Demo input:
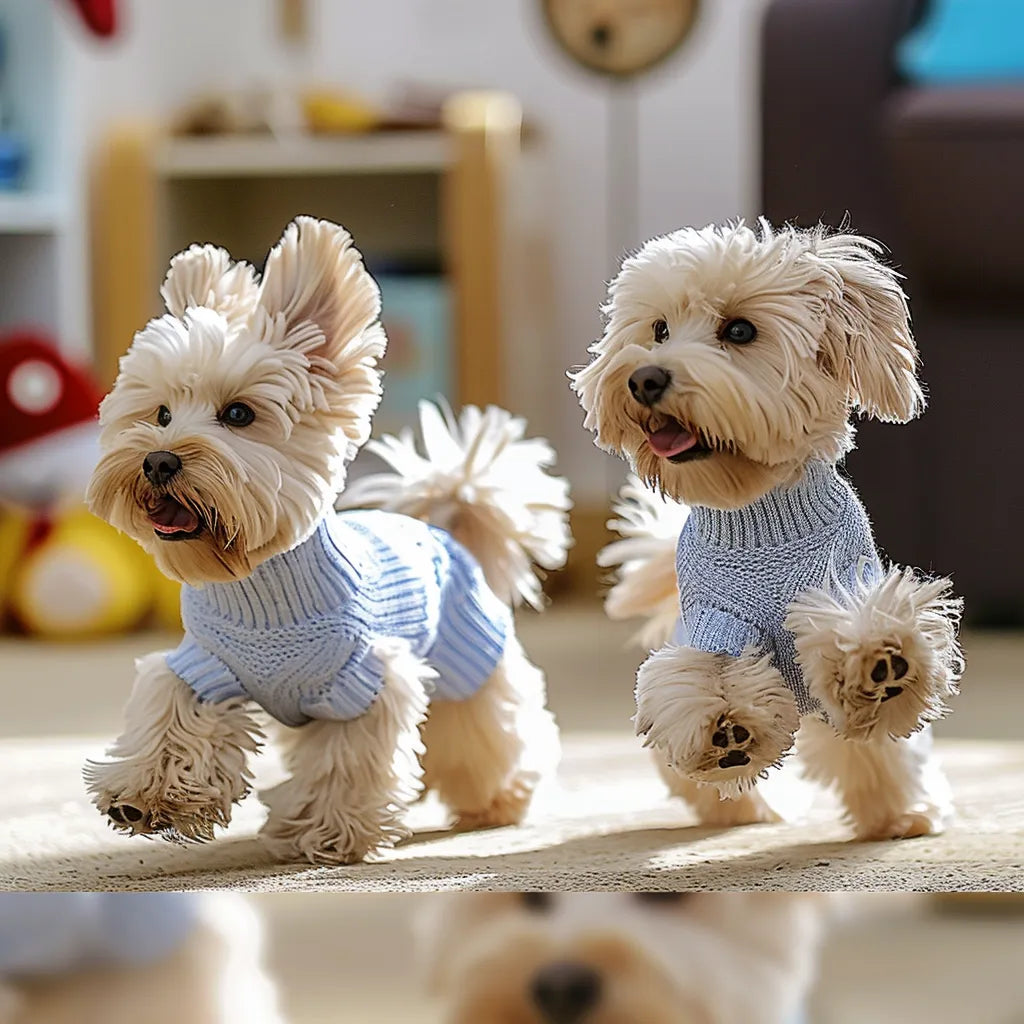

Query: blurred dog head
[87,217,385,585]
[420,892,830,1024]
[571,221,922,508]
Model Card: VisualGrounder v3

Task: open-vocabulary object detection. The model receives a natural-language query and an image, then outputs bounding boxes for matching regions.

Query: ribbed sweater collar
[187,516,356,629]
[691,461,848,549]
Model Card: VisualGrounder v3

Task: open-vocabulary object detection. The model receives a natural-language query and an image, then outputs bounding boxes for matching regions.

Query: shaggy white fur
[85,653,262,841]
[635,645,800,798]
[598,473,689,650]
[576,220,963,839]
[86,217,570,864]
[787,566,964,741]
[419,892,833,1024]
[259,637,431,865]
[343,400,573,609]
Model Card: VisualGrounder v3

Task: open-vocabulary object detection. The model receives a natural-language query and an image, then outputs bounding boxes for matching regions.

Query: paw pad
[871,652,911,691]
[711,714,754,771]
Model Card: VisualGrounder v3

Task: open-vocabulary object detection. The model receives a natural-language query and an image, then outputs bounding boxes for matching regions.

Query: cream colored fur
[421,635,560,830]
[87,217,569,863]
[797,718,952,840]
[575,220,963,838]
[342,400,573,609]
[419,892,832,1024]
[787,566,964,740]
[635,645,800,798]
[598,473,688,649]
[85,653,262,841]
[0,895,282,1024]
[259,638,431,865]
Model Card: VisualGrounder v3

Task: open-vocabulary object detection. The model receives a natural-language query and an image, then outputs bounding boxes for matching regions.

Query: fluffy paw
[635,645,799,798]
[91,780,237,843]
[855,809,943,842]
[453,773,534,831]
[788,568,964,741]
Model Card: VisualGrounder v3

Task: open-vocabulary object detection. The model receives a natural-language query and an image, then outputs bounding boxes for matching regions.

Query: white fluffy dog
[574,220,964,840]
[86,216,570,864]
[419,892,830,1024]
[0,894,281,1024]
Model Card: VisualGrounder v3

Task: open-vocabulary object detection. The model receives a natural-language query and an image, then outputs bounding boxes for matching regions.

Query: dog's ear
[257,217,386,453]
[161,244,260,328]
[812,233,924,422]
[257,216,385,369]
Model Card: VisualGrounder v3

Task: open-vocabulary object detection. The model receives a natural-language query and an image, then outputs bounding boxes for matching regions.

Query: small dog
[0,894,281,1024]
[573,220,964,840]
[86,216,570,864]
[419,892,831,1024]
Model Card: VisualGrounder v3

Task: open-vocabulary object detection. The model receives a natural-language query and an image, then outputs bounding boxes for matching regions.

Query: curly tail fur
[598,474,689,649]
[341,400,572,608]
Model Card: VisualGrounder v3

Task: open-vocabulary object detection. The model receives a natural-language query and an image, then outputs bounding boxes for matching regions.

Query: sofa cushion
[884,87,1024,300]
[898,0,1024,83]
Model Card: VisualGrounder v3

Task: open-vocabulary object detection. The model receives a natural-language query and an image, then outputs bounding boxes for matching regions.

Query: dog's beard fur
[572,221,921,509]
[421,893,828,1024]
[88,218,385,585]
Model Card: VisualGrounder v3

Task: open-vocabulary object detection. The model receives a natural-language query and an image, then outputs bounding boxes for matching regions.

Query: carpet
[1,733,1022,892]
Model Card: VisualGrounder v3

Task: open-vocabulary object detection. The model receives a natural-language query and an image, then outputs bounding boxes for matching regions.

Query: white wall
[59,0,769,502]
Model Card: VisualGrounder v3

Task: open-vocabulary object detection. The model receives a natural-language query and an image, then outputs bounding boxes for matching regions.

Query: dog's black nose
[591,22,612,48]
[628,366,671,407]
[143,450,182,486]
[531,962,602,1024]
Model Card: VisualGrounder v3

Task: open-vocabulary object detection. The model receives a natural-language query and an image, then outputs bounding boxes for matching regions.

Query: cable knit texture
[675,461,881,715]
[167,510,510,726]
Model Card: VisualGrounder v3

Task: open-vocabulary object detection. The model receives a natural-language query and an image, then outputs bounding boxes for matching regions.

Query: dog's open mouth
[146,495,203,541]
[644,417,712,463]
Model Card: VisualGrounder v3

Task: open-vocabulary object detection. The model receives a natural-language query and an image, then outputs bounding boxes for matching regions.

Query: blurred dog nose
[628,365,671,406]
[591,23,612,48]
[143,450,182,486]
[531,962,602,1023]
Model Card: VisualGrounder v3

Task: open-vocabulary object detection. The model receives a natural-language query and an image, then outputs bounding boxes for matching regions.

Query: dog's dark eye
[520,893,554,913]
[634,893,693,905]
[720,318,757,345]
[157,405,172,427]
[652,319,670,344]
[219,402,255,428]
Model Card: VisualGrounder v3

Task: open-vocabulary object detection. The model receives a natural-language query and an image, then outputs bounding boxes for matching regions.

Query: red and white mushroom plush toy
[0,332,179,636]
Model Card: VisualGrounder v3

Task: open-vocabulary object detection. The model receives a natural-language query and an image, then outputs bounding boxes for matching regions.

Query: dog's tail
[341,400,572,608]
[598,475,688,649]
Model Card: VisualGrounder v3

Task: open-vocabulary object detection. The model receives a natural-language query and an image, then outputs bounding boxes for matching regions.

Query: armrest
[760,0,926,243]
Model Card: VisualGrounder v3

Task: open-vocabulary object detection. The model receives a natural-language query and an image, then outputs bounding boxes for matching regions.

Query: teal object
[375,275,452,436]
[898,0,1024,82]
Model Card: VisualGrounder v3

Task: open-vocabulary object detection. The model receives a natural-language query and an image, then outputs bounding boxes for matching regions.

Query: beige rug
[1,733,1021,892]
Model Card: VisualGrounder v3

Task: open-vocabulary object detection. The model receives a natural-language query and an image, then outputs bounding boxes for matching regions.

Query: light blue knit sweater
[0,894,199,975]
[674,461,881,715]
[167,510,510,727]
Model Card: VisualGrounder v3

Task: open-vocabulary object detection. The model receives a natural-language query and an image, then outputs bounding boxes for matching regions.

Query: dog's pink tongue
[647,423,698,459]
[149,497,199,534]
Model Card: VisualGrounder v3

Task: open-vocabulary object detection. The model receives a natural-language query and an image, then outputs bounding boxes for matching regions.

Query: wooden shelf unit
[91,92,523,412]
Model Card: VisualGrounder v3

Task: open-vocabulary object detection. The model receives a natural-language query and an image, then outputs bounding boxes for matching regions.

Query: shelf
[0,192,64,233]
[154,131,454,179]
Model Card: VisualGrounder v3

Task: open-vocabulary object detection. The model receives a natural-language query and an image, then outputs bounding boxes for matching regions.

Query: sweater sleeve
[165,634,246,705]
[679,604,765,659]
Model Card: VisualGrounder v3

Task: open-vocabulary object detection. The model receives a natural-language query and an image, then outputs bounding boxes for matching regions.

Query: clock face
[541,0,700,77]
